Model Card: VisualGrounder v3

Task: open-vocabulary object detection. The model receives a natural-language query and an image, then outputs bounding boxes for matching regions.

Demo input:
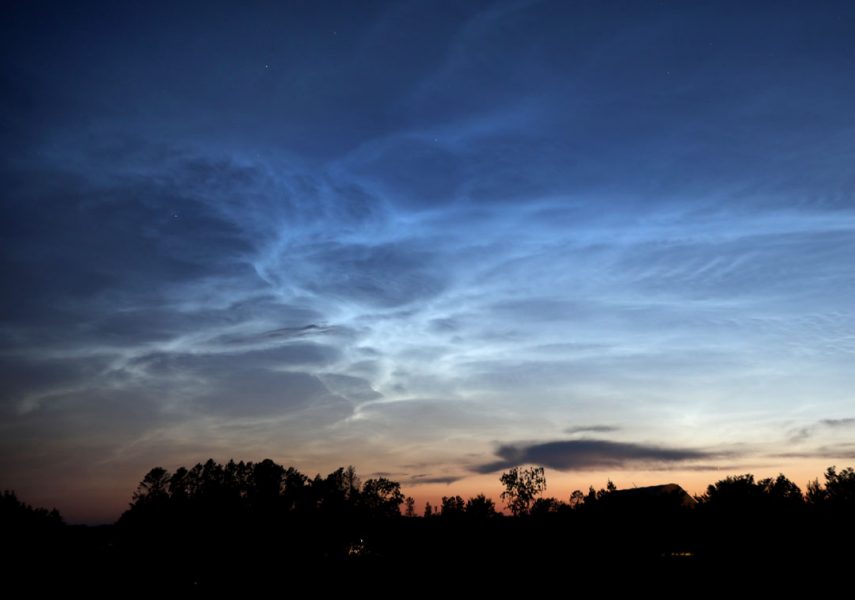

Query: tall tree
[131,467,171,506]
[499,466,546,516]
[440,495,465,517]
[361,478,404,518]
[404,496,416,517]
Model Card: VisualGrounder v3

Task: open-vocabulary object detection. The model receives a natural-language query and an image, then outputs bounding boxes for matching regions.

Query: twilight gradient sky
[3,0,855,523]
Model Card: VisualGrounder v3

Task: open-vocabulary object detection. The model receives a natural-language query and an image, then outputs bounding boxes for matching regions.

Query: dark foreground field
[7,515,854,592]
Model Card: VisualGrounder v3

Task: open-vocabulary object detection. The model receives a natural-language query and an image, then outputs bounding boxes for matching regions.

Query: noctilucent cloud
[3,1,855,522]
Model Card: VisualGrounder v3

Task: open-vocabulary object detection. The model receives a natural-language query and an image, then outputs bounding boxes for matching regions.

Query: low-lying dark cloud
[474,439,727,473]
[820,418,855,428]
[404,474,461,486]
[565,425,620,435]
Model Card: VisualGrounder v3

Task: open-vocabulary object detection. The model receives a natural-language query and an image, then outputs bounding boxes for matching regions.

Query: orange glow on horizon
[19,456,850,524]
[401,459,843,516]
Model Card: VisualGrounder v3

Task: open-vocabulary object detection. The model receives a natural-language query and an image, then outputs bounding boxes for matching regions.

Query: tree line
[121,459,405,524]
[4,461,853,526]
[4,461,854,590]
[121,460,855,520]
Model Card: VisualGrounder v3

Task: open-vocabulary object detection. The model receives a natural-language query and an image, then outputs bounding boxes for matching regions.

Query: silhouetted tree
[500,466,546,516]
[698,473,803,510]
[758,474,803,508]
[228,460,254,496]
[806,477,826,505]
[198,459,225,500]
[423,501,433,518]
[569,489,585,509]
[584,486,598,506]
[807,466,855,508]
[596,479,617,500]
[823,466,855,505]
[251,459,285,510]
[342,465,361,500]
[168,467,191,502]
[131,467,171,507]
[360,478,404,518]
[465,494,498,519]
[404,496,416,517]
[697,474,762,509]
[530,497,565,516]
[313,466,362,516]
[441,495,465,518]
[1,490,63,530]
[281,467,309,512]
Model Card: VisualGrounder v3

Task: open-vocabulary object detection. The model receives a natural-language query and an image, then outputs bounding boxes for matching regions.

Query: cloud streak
[788,418,855,443]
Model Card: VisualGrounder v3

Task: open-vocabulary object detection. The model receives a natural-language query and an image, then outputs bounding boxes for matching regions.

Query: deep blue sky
[3,0,855,522]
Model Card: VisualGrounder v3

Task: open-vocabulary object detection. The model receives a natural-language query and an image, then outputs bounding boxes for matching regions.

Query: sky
[3,0,855,523]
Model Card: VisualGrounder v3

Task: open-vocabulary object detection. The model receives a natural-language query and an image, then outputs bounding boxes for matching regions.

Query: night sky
[3,1,855,523]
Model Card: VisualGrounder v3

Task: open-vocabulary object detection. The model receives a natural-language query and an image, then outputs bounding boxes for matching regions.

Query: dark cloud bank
[475,439,729,473]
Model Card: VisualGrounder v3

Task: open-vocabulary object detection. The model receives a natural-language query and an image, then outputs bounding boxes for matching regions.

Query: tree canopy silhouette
[121,459,409,526]
[807,466,855,506]
[1,490,63,531]
[499,466,546,516]
[465,494,498,519]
